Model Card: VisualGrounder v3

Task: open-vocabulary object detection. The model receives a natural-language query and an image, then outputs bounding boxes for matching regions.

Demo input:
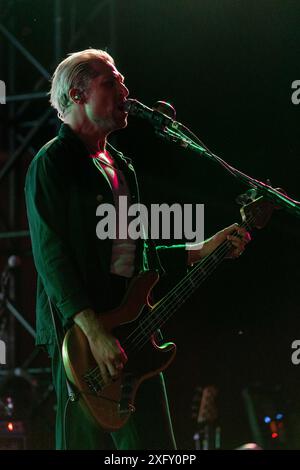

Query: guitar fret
[138,320,152,339]
[211,253,219,263]
[198,267,207,277]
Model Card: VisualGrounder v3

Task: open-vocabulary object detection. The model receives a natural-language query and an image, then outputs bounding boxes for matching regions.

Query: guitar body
[62,271,176,432]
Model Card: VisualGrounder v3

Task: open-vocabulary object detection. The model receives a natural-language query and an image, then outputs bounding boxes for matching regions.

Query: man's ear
[69,88,84,104]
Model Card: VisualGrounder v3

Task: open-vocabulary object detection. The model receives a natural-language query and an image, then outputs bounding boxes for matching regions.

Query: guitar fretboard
[139,233,240,338]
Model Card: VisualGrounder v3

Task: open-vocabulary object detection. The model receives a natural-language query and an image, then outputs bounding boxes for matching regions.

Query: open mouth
[117,102,128,112]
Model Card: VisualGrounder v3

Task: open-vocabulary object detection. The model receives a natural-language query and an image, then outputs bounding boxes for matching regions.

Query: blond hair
[50,48,114,120]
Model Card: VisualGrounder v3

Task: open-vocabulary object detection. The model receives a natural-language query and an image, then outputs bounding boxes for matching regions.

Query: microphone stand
[155,126,300,219]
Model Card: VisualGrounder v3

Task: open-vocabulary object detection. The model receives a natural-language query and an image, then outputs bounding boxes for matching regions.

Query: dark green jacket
[25,124,187,352]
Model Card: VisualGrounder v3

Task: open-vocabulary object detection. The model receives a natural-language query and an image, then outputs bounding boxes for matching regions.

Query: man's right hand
[74,308,128,385]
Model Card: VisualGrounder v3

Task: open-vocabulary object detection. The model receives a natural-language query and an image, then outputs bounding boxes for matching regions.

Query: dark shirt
[25,124,187,352]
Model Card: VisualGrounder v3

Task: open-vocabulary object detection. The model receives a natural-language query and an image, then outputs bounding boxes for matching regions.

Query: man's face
[84,61,129,132]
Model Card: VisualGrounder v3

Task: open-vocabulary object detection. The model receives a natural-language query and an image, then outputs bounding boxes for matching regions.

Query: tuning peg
[236,188,258,206]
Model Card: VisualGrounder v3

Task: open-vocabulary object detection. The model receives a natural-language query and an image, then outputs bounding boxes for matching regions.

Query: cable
[63,396,72,450]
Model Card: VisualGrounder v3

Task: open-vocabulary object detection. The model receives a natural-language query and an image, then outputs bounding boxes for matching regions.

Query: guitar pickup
[84,368,103,395]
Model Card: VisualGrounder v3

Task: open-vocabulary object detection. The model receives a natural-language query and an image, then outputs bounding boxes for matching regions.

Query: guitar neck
[142,233,239,334]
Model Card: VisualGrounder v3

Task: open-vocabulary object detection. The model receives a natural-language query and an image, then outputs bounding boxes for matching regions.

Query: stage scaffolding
[0,1,118,440]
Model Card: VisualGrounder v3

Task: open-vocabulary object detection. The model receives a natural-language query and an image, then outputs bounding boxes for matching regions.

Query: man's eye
[104,80,115,87]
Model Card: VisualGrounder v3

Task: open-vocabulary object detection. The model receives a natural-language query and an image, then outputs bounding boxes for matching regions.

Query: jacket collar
[58,123,134,172]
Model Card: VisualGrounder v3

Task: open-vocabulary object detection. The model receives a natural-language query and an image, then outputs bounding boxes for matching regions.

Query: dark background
[1,0,300,450]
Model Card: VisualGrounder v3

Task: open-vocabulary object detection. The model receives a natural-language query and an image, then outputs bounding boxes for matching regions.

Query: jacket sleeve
[25,151,92,321]
[155,244,188,273]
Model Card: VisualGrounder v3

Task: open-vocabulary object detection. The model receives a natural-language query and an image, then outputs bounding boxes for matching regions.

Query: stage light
[7,422,13,432]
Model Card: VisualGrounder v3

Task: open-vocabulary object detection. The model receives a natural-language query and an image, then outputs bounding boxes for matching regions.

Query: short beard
[93,116,116,132]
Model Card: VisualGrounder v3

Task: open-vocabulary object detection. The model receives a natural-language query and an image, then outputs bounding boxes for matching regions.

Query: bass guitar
[62,195,275,431]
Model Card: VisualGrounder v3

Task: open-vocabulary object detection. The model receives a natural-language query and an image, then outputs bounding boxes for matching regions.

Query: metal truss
[0,0,117,373]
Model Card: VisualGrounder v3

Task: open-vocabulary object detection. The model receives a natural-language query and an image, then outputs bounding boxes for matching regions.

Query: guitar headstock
[237,188,283,230]
[240,196,275,230]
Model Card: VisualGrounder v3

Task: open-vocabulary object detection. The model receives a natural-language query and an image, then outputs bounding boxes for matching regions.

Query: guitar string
[87,216,253,385]
[124,239,232,346]
[122,217,252,350]
[88,152,256,387]
[87,232,247,388]
[122,219,253,353]
[87,217,253,387]
[87,216,254,386]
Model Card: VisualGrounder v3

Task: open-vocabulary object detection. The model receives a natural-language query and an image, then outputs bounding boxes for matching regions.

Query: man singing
[25,49,250,450]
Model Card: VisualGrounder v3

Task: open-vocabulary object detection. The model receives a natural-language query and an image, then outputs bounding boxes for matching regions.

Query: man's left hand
[188,223,251,265]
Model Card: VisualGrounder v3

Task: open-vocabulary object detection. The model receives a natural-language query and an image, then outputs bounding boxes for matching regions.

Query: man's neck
[64,117,108,153]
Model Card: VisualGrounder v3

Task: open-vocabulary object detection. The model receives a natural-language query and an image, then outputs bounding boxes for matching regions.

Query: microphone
[7,255,21,270]
[152,100,176,119]
[1,255,21,285]
[124,98,179,130]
